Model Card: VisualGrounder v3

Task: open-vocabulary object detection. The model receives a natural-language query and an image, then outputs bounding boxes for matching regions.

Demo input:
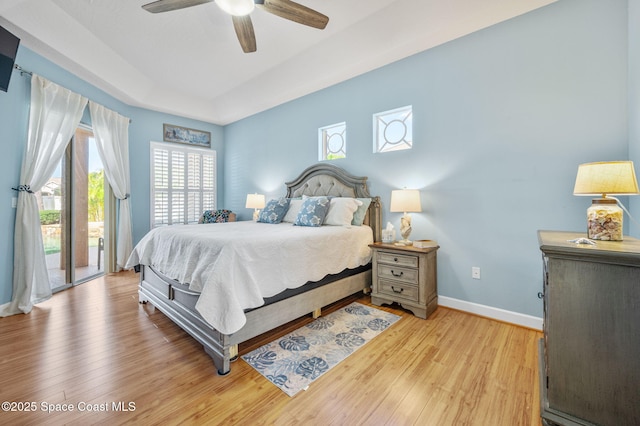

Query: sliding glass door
[38,126,107,292]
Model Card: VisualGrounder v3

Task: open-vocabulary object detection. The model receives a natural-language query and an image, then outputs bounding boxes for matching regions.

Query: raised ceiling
[0,0,556,125]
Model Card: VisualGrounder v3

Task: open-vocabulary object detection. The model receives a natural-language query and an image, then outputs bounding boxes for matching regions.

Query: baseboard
[438,296,543,331]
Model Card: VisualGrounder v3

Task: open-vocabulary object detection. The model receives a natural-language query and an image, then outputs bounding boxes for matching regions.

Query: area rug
[241,302,400,397]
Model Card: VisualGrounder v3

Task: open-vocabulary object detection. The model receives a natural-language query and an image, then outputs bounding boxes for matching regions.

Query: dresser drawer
[379,279,419,302]
[378,264,418,284]
[377,251,419,268]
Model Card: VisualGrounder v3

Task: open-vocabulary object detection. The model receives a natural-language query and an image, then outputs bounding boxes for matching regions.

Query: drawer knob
[394,257,398,262]
[391,286,404,294]
[391,270,404,278]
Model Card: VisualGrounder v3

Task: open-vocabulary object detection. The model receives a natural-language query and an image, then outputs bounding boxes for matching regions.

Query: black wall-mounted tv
[0,25,20,92]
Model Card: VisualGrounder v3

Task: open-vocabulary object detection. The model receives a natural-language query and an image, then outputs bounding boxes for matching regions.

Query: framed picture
[163,123,211,148]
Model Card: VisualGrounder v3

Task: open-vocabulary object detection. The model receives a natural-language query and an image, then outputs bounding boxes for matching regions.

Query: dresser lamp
[573,161,639,241]
[390,189,422,245]
[245,193,265,221]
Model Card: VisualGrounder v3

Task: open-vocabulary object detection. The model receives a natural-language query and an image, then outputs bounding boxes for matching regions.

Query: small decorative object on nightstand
[369,241,438,319]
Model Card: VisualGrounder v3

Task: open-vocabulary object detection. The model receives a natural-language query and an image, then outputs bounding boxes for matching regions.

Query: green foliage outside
[38,170,104,224]
[40,210,61,225]
[327,153,346,160]
[88,169,105,222]
[40,169,105,255]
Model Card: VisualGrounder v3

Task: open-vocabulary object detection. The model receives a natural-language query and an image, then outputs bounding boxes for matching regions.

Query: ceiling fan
[142,0,329,53]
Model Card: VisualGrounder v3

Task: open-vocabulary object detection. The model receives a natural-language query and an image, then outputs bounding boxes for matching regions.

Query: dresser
[369,242,438,319]
[538,230,640,426]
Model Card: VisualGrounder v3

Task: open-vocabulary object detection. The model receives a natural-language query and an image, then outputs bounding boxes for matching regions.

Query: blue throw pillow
[294,196,330,227]
[258,197,290,224]
[351,198,372,226]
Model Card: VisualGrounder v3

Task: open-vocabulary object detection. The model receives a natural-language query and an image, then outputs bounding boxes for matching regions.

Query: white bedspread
[126,222,373,334]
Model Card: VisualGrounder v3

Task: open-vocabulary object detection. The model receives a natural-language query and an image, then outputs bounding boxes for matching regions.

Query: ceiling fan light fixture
[216,0,255,16]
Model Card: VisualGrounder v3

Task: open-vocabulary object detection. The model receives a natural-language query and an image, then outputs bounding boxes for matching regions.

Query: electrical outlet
[472,267,481,280]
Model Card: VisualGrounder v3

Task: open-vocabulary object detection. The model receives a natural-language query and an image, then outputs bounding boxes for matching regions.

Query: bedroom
[0,0,638,424]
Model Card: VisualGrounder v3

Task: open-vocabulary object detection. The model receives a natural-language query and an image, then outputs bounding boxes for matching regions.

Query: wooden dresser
[538,230,640,426]
[369,242,438,319]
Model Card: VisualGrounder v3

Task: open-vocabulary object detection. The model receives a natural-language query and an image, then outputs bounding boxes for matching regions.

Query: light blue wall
[0,47,224,305]
[0,0,633,319]
[224,0,629,318]
[630,0,640,239]
[126,107,225,245]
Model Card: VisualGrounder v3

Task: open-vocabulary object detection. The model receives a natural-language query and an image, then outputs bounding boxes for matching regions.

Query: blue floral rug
[241,302,400,397]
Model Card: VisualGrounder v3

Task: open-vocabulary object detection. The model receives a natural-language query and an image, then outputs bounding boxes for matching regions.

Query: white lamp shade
[573,161,640,196]
[390,189,422,213]
[245,193,265,209]
[216,0,255,16]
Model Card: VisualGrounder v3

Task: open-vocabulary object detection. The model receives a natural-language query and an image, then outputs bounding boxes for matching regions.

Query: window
[318,122,346,160]
[373,105,413,153]
[150,141,216,227]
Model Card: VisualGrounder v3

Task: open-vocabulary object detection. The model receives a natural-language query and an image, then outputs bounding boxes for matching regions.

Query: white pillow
[324,197,363,226]
[282,198,303,223]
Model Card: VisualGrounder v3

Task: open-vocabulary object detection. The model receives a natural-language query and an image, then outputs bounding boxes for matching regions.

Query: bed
[129,163,382,375]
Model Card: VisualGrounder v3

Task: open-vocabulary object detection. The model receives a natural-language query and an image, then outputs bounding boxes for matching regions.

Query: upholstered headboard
[285,163,382,241]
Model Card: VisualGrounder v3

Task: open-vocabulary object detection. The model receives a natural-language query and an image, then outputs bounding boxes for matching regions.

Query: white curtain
[0,75,88,317]
[89,102,132,270]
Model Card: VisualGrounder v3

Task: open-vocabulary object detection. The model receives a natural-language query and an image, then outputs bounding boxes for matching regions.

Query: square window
[318,122,346,161]
[373,106,413,153]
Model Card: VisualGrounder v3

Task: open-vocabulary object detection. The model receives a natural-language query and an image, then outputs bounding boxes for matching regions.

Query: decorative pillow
[282,198,303,223]
[258,197,290,224]
[324,197,363,226]
[200,209,233,223]
[294,196,330,227]
[351,198,372,226]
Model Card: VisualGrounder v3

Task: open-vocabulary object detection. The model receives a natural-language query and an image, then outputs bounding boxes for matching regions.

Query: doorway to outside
[37,125,108,291]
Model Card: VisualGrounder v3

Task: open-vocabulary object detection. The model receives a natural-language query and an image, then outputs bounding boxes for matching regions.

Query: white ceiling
[0,0,556,125]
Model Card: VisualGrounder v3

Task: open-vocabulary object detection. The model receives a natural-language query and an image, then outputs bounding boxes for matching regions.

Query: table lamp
[390,189,422,245]
[245,193,265,221]
[573,161,639,241]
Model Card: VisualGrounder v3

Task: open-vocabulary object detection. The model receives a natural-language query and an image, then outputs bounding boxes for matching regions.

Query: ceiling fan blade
[257,0,329,30]
[142,0,213,13]
[232,15,257,53]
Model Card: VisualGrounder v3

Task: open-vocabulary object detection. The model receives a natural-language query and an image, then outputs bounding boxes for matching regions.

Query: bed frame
[137,163,381,375]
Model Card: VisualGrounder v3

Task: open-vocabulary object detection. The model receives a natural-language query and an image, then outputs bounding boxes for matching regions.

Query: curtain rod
[13,63,132,123]
[14,63,32,77]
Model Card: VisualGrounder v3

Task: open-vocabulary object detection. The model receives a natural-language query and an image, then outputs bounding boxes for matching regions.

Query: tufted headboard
[285,163,381,241]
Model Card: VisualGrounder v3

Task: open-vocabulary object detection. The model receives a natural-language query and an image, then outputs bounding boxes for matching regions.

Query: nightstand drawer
[377,251,418,268]
[378,264,418,284]
[379,279,419,302]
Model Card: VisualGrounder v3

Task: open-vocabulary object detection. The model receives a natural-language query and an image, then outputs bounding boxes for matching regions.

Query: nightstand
[369,242,439,319]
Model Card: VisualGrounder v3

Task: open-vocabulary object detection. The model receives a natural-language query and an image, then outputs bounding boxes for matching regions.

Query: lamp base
[587,198,623,241]
[399,213,413,243]
[252,209,260,221]
[394,239,413,246]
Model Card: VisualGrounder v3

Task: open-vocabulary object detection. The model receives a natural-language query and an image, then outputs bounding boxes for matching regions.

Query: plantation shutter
[150,142,216,227]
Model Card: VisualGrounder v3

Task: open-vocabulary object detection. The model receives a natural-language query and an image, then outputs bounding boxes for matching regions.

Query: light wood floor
[0,271,543,425]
